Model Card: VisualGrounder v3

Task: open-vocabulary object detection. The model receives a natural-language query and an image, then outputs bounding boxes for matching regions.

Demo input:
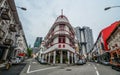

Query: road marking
[93,64,100,75]
[32,62,37,64]
[27,65,58,74]
[27,65,31,73]
[94,66,97,70]
[88,64,91,65]
[96,71,100,75]
[96,64,99,65]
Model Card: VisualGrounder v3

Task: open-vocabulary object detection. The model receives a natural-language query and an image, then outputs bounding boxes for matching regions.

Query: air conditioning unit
[9,24,17,32]
[3,39,13,45]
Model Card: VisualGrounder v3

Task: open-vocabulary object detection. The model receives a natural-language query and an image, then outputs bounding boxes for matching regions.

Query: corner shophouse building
[41,14,80,64]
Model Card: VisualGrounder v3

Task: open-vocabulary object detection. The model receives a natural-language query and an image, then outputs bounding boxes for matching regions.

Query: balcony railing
[0,29,5,40]
[3,39,13,45]
[43,43,75,54]
[9,24,17,32]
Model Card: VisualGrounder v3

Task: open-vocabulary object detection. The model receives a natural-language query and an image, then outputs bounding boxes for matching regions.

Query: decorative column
[74,53,77,63]
[45,54,47,61]
[53,51,56,64]
[71,53,74,64]
[48,53,51,63]
[42,54,45,60]
[60,50,63,64]
[67,51,70,64]
[2,47,9,60]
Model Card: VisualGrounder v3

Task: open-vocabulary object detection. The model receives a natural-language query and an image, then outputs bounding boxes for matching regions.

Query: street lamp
[16,6,27,11]
[104,6,120,11]
[0,6,26,20]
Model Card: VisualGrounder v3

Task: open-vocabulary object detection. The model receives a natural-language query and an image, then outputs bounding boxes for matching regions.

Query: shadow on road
[0,63,26,75]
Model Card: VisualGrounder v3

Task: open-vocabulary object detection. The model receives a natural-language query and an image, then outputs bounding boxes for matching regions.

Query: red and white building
[90,21,120,62]
[41,14,80,64]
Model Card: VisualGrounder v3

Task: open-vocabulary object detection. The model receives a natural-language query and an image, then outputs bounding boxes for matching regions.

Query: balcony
[0,7,10,20]
[3,39,13,45]
[43,43,75,54]
[9,24,17,32]
[54,30,69,35]
[0,29,5,40]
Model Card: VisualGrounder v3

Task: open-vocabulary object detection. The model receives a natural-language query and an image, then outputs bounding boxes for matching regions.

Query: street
[21,59,120,75]
[0,63,26,75]
[0,58,119,75]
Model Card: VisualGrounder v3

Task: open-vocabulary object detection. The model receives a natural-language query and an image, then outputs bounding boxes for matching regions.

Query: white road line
[93,64,100,75]
[28,67,58,74]
[32,62,37,64]
[88,64,90,65]
[97,64,99,66]
[27,65,31,73]
[96,71,100,75]
[94,66,97,70]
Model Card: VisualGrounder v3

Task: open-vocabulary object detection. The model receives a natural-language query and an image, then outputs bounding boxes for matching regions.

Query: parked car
[76,59,84,65]
[38,59,48,64]
[11,57,21,64]
[101,61,110,66]
[19,56,24,62]
[82,59,86,64]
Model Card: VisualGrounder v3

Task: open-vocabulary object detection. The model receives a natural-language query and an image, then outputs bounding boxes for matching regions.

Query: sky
[15,0,120,47]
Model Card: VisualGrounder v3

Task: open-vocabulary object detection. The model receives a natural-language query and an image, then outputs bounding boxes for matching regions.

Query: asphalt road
[0,63,26,75]
[0,59,119,75]
[20,59,120,75]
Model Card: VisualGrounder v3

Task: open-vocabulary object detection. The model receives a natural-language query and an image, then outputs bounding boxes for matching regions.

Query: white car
[11,57,21,64]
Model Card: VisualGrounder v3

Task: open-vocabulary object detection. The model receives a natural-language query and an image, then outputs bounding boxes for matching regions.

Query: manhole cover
[66,69,72,71]
[59,67,64,69]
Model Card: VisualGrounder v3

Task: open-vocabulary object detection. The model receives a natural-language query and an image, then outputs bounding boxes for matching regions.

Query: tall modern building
[32,37,42,57]
[41,13,80,64]
[34,37,42,48]
[75,26,94,58]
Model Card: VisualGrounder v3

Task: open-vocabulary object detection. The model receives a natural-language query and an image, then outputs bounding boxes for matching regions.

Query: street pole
[104,6,120,11]
[16,6,27,11]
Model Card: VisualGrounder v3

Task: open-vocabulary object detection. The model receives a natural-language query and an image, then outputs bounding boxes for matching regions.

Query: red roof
[101,21,120,50]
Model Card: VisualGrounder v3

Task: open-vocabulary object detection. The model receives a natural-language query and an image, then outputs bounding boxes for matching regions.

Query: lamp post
[104,6,120,11]
[16,6,27,11]
[0,6,26,20]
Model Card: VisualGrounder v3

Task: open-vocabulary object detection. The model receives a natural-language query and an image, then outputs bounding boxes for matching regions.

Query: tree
[27,45,33,57]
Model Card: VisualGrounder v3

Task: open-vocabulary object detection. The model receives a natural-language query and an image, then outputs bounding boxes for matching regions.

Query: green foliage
[27,48,32,57]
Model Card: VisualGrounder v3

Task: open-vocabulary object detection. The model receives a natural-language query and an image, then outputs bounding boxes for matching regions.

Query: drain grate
[66,69,72,71]
[59,66,64,69]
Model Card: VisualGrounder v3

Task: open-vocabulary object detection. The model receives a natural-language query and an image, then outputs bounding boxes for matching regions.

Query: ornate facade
[41,14,80,64]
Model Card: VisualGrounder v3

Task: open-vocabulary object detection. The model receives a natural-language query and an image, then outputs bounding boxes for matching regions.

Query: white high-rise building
[75,26,94,58]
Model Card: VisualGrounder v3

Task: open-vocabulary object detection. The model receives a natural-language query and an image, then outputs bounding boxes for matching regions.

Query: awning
[18,53,25,56]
